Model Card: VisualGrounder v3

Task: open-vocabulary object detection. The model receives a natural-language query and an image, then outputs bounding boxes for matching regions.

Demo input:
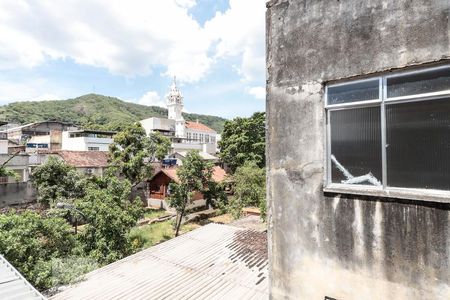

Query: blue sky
[0,0,265,119]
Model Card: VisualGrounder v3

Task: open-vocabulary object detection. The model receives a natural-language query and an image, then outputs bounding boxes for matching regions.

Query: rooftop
[173,151,218,161]
[2,121,75,133]
[67,129,116,135]
[51,151,109,168]
[156,165,227,183]
[0,255,46,300]
[185,121,216,133]
[51,224,268,300]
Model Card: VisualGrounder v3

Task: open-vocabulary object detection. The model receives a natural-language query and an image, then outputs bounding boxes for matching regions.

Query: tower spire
[167,75,184,121]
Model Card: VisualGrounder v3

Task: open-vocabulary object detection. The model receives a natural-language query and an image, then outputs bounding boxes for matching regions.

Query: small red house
[147,166,226,210]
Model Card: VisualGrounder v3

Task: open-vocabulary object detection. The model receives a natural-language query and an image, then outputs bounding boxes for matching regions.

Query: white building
[140,78,218,155]
[61,130,115,151]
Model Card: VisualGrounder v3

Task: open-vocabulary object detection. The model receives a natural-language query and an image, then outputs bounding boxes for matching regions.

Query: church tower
[166,77,185,137]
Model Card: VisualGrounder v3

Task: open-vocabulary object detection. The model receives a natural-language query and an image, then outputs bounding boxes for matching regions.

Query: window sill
[323,184,450,204]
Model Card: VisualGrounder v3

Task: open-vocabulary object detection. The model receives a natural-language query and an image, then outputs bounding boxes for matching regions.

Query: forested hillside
[0,94,227,132]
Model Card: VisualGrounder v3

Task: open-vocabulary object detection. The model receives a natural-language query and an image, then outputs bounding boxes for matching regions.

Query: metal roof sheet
[51,224,268,300]
[0,255,46,300]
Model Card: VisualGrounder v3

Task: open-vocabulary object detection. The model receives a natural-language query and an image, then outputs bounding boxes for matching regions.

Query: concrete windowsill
[323,184,450,204]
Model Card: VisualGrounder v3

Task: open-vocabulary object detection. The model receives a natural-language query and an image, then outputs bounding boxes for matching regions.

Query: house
[50,223,268,300]
[266,1,450,299]
[0,121,8,154]
[147,165,226,210]
[61,129,115,151]
[140,78,218,155]
[169,151,219,166]
[40,151,109,177]
[1,121,77,145]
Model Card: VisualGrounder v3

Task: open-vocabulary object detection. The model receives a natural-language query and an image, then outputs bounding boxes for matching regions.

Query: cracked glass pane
[327,79,379,105]
[330,106,382,185]
[387,66,450,98]
[386,97,450,190]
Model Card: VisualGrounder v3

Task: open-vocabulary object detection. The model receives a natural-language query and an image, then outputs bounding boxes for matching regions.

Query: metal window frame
[325,63,450,201]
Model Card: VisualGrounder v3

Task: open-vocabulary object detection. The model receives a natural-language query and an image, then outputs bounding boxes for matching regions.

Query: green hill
[0,94,227,133]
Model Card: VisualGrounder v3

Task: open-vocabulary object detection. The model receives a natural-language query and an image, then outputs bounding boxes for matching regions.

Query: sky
[0,0,266,119]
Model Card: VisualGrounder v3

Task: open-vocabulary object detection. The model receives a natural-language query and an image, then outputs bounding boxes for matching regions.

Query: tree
[0,166,17,179]
[108,123,152,186]
[32,156,85,207]
[77,175,144,264]
[0,211,78,290]
[228,161,266,220]
[0,150,21,181]
[219,112,265,172]
[148,131,171,161]
[169,151,215,236]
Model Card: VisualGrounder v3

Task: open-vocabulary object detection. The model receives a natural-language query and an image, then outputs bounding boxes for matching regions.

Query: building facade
[140,79,218,155]
[266,1,450,299]
[61,130,115,151]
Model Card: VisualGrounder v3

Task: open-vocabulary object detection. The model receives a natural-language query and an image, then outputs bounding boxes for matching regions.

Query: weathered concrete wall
[0,182,37,208]
[266,1,450,299]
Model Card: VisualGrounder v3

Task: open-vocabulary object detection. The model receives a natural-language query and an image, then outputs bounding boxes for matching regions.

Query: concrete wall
[0,140,8,154]
[266,1,450,299]
[0,182,36,208]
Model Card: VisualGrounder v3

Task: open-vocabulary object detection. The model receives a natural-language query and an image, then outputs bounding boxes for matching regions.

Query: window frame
[324,64,450,203]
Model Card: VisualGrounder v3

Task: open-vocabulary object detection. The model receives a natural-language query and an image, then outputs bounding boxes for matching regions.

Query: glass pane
[330,106,382,185]
[387,66,450,98]
[386,97,450,190]
[327,79,379,105]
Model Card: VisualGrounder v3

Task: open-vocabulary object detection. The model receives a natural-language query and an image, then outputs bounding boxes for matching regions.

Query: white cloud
[0,0,265,86]
[175,0,197,9]
[138,90,166,108]
[205,0,266,82]
[247,86,265,100]
[0,78,71,104]
[0,0,211,82]
[30,93,61,101]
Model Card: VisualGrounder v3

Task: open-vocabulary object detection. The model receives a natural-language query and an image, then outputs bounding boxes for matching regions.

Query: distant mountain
[0,94,227,133]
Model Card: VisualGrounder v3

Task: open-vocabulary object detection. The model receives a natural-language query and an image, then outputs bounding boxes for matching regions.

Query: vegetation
[0,93,227,132]
[0,211,83,290]
[219,112,265,172]
[77,175,144,264]
[148,131,171,161]
[227,161,266,220]
[0,151,21,181]
[0,166,17,179]
[169,151,224,236]
[129,219,199,250]
[32,157,85,207]
[109,123,153,186]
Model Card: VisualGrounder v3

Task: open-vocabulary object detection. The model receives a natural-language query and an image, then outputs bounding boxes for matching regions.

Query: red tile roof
[157,166,226,183]
[185,121,216,133]
[55,151,109,168]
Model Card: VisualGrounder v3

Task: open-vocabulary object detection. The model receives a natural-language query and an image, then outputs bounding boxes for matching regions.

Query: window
[326,64,450,195]
[205,134,209,143]
[88,147,99,151]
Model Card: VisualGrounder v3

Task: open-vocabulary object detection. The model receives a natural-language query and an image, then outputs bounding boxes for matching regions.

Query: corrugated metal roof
[51,224,268,300]
[0,255,46,300]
